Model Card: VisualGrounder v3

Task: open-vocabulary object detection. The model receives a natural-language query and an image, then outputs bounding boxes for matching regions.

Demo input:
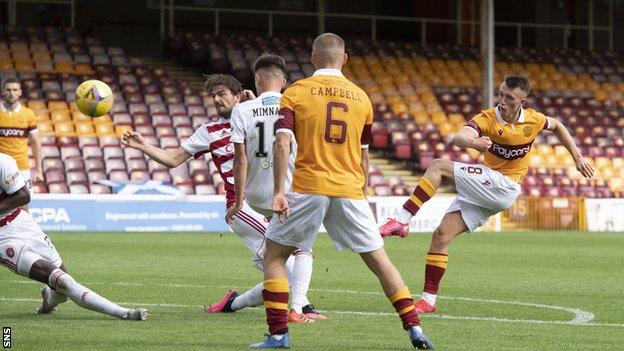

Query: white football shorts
[228,201,269,271]
[266,193,383,253]
[448,162,521,232]
[0,210,62,276]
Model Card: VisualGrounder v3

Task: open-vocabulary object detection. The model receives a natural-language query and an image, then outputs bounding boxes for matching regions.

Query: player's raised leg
[380,159,455,237]
[26,258,147,320]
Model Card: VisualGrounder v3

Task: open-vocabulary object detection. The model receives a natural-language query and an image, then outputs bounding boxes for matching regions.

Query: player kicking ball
[380,76,594,314]
[0,153,147,320]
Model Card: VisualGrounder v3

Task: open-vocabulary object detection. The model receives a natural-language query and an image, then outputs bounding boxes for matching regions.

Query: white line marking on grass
[1,296,621,328]
[0,281,601,327]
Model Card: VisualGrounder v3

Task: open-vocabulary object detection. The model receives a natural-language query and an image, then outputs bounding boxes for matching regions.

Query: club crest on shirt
[5,247,14,258]
[523,126,533,137]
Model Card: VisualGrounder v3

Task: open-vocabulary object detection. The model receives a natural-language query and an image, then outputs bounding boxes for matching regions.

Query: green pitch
[1,231,623,350]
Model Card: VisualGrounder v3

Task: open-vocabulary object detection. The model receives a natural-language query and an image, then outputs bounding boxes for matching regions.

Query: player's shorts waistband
[0,208,21,227]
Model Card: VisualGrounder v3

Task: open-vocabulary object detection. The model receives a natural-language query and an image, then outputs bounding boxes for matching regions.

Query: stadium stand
[2,27,622,197]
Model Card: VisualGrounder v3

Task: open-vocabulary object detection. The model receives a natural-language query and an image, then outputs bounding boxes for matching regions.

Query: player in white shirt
[0,152,147,320]
[122,74,321,322]
[226,54,325,322]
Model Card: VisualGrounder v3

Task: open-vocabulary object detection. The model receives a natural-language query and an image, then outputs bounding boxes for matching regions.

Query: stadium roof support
[481,0,494,109]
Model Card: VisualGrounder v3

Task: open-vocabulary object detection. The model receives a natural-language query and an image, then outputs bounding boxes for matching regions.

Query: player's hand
[225,203,242,225]
[34,170,44,182]
[272,193,289,222]
[575,156,595,179]
[472,136,493,152]
[121,130,146,150]
[241,90,256,102]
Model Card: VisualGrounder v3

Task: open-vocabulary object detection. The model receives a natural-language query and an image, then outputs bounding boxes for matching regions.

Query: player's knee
[432,227,453,247]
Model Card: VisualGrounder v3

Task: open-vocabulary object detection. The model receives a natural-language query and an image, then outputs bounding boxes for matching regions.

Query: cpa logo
[226,144,234,152]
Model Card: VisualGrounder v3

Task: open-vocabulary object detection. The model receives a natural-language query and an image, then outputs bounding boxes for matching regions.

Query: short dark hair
[253,54,286,75]
[203,74,243,95]
[2,77,21,89]
[504,75,530,95]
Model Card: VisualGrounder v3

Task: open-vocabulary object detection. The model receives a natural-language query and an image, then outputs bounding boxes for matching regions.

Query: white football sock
[45,285,68,307]
[231,282,264,310]
[421,291,437,306]
[397,208,413,224]
[48,268,130,319]
[289,250,313,313]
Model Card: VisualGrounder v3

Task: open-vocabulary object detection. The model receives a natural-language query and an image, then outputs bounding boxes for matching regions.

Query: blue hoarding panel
[29,196,229,232]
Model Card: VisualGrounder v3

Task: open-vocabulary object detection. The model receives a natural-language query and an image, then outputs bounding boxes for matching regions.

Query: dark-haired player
[380,75,595,314]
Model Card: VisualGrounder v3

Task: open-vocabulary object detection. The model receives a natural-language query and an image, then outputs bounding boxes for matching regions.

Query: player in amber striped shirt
[0,78,43,194]
[249,33,434,350]
[380,76,594,315]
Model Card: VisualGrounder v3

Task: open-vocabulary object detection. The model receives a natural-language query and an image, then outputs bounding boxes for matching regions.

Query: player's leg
[288,249,325,320]
[415,210,468,314]
[324,197,434,350]
[28,259,146,320]
[207,203,268,312]
[250,193,327,349]
[380,158,455,237]
[37,264,68,314]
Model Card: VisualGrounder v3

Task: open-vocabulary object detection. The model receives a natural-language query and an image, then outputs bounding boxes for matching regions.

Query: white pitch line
[1,296,622,328]
[0,280,603,327]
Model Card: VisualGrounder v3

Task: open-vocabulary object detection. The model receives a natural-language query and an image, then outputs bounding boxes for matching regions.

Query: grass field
[1,231,623,350]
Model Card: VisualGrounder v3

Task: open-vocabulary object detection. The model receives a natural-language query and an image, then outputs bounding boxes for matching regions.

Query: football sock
[44,285,68,308]
[231,282,264,310]
[48,268,129,318]
[389,286,420,330]
[263,278,289,335]
[399,177,436,223]
[421,252,448,305]
[289,250,313,313]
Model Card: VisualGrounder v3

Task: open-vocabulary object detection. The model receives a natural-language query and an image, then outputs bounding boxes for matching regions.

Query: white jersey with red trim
[0,152,25,218]
[229,91,296,210]
[181,118,235,206]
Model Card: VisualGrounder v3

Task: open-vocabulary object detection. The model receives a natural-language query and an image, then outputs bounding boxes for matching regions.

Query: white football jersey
[230,91,296,210]
[0,152,25,218]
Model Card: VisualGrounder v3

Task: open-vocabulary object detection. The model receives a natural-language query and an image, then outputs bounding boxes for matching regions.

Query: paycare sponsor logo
[489,142,532,160]
[0,128,26,137]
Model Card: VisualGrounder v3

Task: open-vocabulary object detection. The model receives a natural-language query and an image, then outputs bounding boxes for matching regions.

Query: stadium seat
[90,184,111,194]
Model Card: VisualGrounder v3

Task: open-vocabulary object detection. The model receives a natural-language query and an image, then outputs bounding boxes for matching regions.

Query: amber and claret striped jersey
[181,118,236,207]
[0,102,37,170]
[276,69,373,199]
[466,106,550,182]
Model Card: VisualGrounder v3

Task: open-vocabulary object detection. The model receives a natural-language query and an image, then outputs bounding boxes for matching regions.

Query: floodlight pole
[481,0,494,109]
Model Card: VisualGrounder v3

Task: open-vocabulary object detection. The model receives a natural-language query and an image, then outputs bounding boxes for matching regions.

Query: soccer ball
[75,79,113,117]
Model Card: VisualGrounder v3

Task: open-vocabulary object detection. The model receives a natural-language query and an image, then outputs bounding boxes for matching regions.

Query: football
[75,79,113,117]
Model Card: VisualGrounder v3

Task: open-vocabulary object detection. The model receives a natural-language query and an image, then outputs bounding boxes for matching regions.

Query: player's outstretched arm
[272,132,291,220]
[0,185,30,212]
[546,117,595,178]
[121,130,191,168]
[452,126,492,152]
[226,143,248,224]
